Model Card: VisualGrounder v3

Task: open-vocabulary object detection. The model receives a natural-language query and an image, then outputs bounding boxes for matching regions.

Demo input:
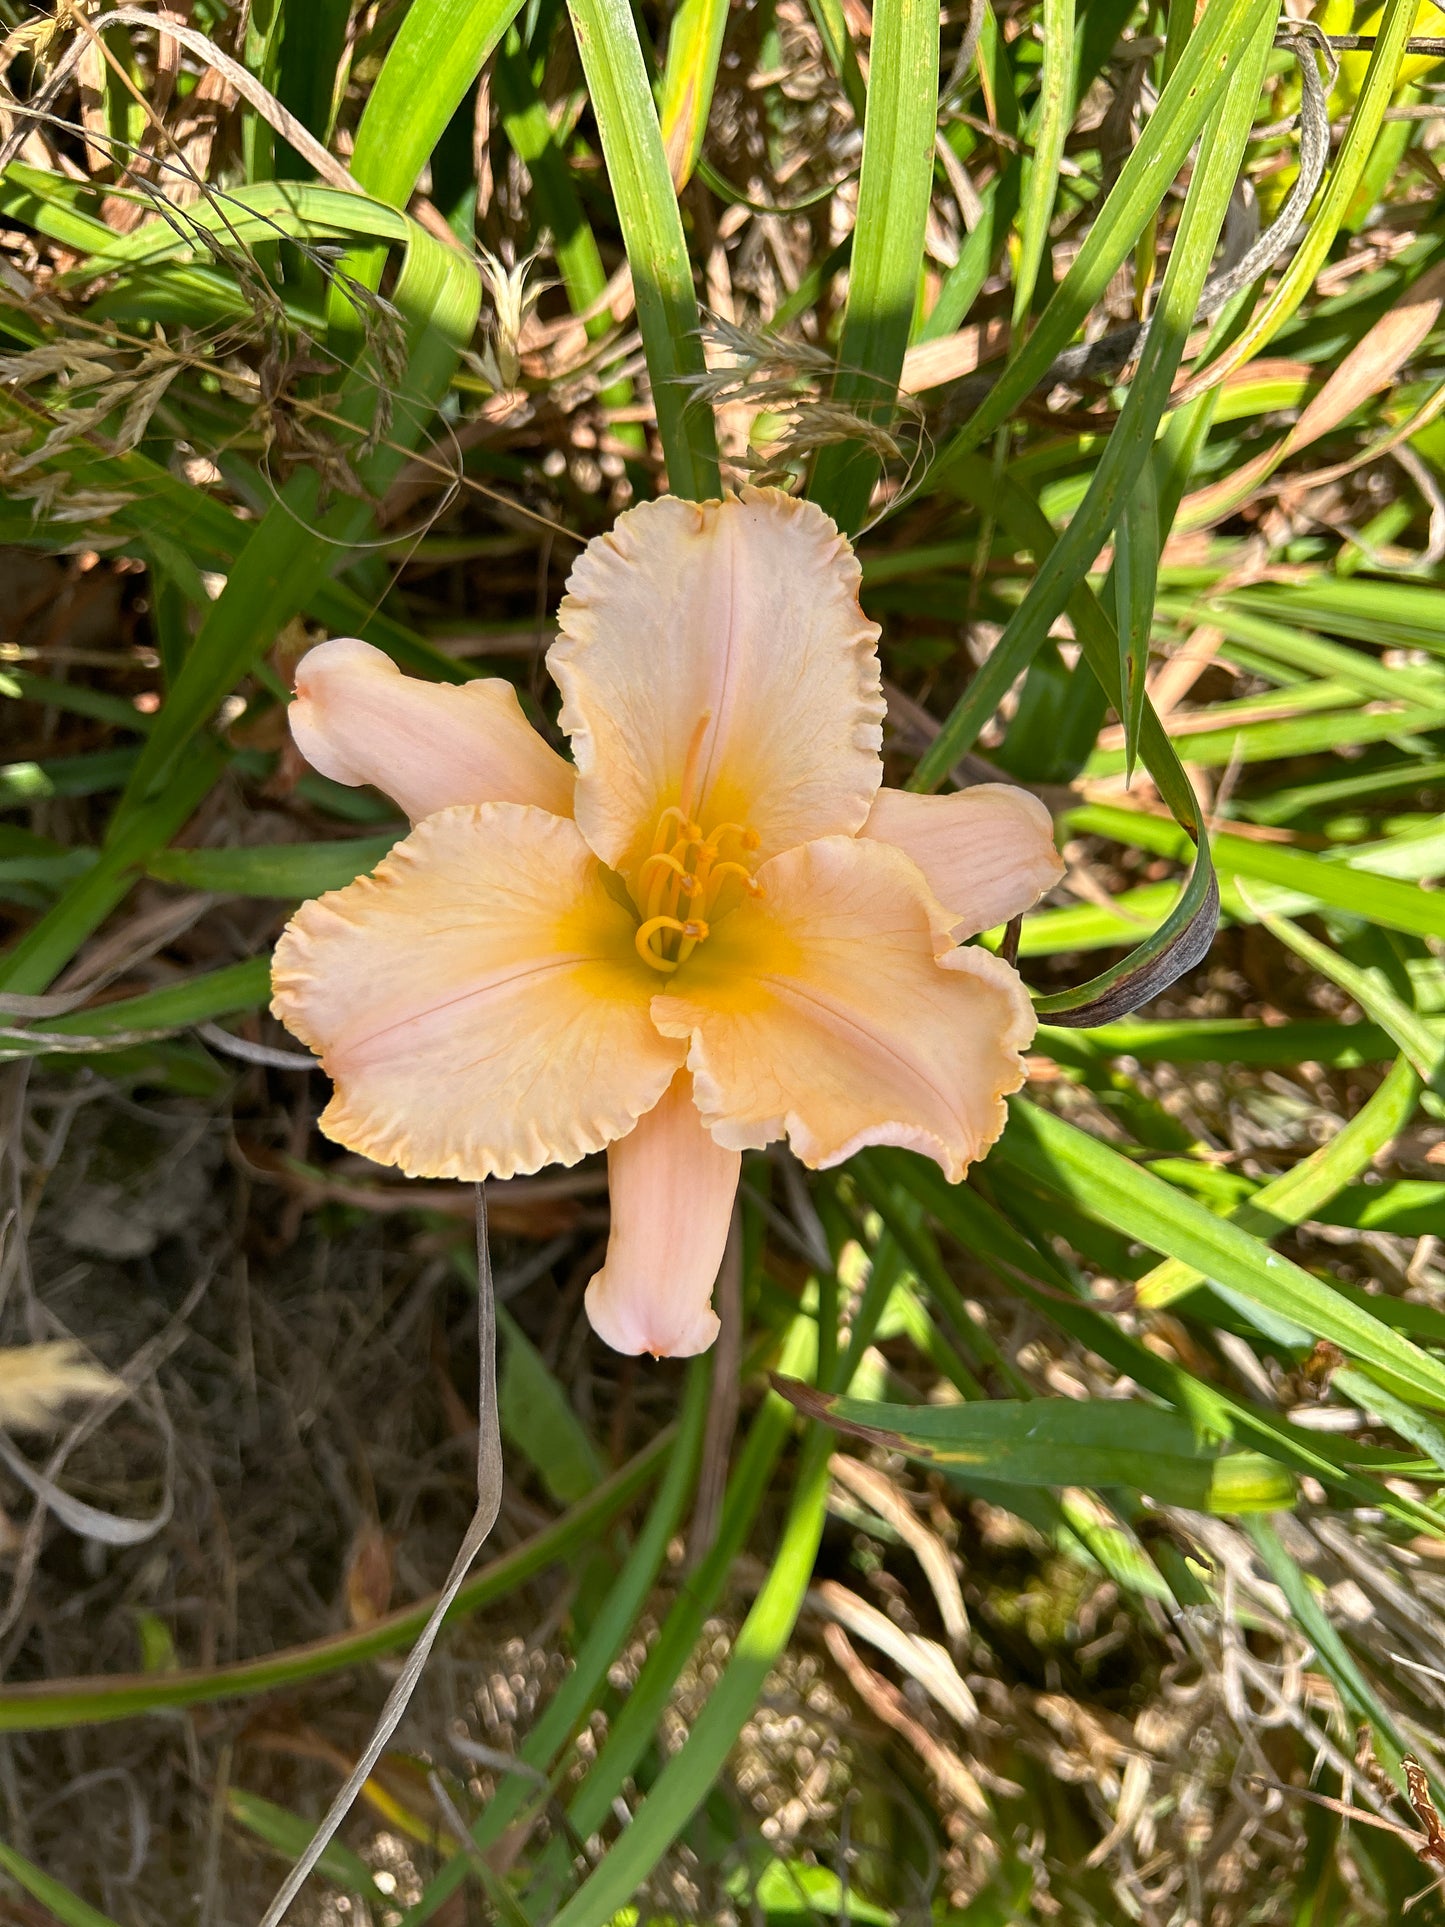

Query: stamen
[635,769,761,972]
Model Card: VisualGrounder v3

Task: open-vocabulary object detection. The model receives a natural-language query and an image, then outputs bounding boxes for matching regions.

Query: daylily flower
[271,489,1064,1358]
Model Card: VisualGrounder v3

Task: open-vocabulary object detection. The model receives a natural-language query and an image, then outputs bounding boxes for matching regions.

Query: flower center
[633,715,762,975]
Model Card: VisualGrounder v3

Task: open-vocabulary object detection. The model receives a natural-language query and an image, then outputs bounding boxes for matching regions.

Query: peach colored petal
[271,804,683,1180]
[290,638,575,822]
[653,836,1036,1183]
[585,1070,738,1358]
[549,488,884,880]
[861,783,1064,941]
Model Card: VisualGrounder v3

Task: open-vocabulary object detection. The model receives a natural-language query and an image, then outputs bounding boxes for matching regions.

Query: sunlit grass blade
[658,0,730,188]
[1071,803,1445,944]
[1135,1054,1423,1308]
[1010,0,1073,330]
[1240,900,1445,1090]
[859,1151,1445,1540]
[331,0,529,329]
[1178,0,1417,395]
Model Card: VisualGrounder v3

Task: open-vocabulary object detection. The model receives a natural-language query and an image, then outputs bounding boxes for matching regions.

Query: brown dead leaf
[343,1522,395,1629]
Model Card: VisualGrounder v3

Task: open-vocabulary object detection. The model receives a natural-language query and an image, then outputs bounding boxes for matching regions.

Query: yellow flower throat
[633,714,762,974]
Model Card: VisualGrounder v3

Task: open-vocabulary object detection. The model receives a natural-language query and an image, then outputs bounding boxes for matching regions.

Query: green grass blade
[861,1151,1445,1539]
[565,0,719,498]
[0,744,222,995]
[1191,0,1416,390]
[1242,906,1445,1089]
[349,0,528,209]
[546,1430,836,1927]
[0,1844,124,1927]
[116,211,477,813]
[538,1247,900,1922]
[935,462,1219,1022]
[783,1388,1295,1513]
[494,33,616,338]
[808,0,940,530]
[401,1363,710,1925]
[498,1310,606,1505]
[227,1790,390,1905]
[1071,803,1445,945]
[805,0,868,124]
[999,1100,1445,1411]
[145,839,400,898]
